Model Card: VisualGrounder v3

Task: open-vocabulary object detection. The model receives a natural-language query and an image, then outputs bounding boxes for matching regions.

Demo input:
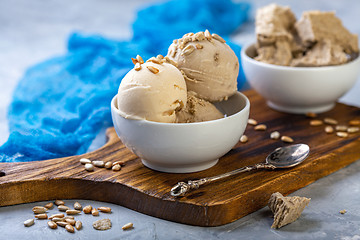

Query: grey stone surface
[0,0,360,239]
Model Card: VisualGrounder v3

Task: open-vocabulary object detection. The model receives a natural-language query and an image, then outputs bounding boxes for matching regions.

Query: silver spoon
[170,143,310,197]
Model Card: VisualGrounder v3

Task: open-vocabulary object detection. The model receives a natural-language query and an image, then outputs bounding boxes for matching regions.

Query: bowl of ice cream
[111,30,249,173]
[241,4,360,114]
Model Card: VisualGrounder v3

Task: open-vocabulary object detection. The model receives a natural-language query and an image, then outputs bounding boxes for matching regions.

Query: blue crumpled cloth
[0,0,250,162]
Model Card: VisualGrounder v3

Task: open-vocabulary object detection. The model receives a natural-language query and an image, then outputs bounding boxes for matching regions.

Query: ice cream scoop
[117,56,187,123]
[176,91,224,123]
[167,30,239,102]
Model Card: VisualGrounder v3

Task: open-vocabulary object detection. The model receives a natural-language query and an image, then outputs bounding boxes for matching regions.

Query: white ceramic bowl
[111,91,250,173]
[241,43,360,114]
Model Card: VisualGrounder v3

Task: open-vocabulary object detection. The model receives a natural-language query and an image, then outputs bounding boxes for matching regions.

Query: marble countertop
[1,0,360,239]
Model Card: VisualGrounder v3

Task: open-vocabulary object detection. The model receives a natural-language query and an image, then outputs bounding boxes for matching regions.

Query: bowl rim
[111,91,250,126]
[241,42,360,71]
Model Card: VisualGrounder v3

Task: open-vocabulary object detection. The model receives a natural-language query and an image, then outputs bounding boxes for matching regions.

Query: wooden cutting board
[1,89,359,226]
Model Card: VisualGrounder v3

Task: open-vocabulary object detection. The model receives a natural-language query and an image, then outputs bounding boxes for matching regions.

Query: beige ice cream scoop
[176,91,224,123]
[117,59,187,123]
[167,30,239,102]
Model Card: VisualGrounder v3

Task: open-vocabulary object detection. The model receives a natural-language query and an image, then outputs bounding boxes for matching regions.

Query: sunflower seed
[74,202,82,210]
[80,158,91,165]
[134,63,141,71]
[212,33,226,43]
[24,219,34,227]
[35,213,48,219]
[55,200,65,206]
[32,206,48,214]
[324,118,338,125]
[65,219,76,226]
[44,202,54,209]
[340,209,347,214]
[204,29,212,40]
[58,205,70,212]
[49,213,64,220]
[65,224,75,233]
[112,164,121,171]
[182,45,195,55]
[64,216,75,220]
[93,219,112,231]
[66,210,81,215]
[349,120,360,126]
[131,57,137,65]
[247,118,258,125]
[52,217,65,222]
[336,132,348,138]
[157,54,164,59]
[239,135,248,143]
[91,208,99,216]
[335,125,348,131]
[254,124,267,131]
[305,112,317,118]
[147,66,159,74]
[85,163,94,172]
[122,222,134,230]
[310,120,323,126]
[270,131,280,140]
[281,136,294,143]
[48,221,57,229]
[92,160,105,168]
[105,162,113,169]
[194,32,205,41]
[325,126,334,134]
[148,57,162,64]
[98,207,112,213]
[136,55,144,64]
[75,220,82,230]
[164,56,178,67]
[83,205,92,214]
[56,221,68,227]
[112,161,125,166]
[348,127,360,133]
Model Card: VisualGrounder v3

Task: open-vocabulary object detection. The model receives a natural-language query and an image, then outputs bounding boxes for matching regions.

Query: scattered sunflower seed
[93,219,112,231]
[325,126,334,134]
[65,218,76,226]
[157,54,164,59]
[44,202,54,209]
[194,32,205,41]
[254,124,267,131]
[112,164,121,171]
[92,160,105,168]
[98,207,112,213]
[134,62,141,71]
[122,222,134,230]
[148,57,162,64]
[211,33,226,43]
[105,161,113,169]
[281,136,294,143]
[75,220,82,230]
[336,132,348,138]
[55,200,65,206]
[56,221,68,227]
[131,57,137,65]
[49,213,64,219]
[340,209,347,214]
[305,112,317,118]
[182,45,195,55]
[65,224,75,233]
[80,158,91,165]
[240,135,248,143]
[64,216,75,220]
[349,120,360,126]
[35,213,48,219]
[112,161,125,166]
[348,127,360,133]
[204,29,212,40]
[83,205,92,214]
[24,219,34,227]
[91,208,99,216]
[270,131,280,140]
[310,120,323,126]
[48,221,57,229]
[58,205,70,212]
[52,217,65,222]
[32,206,48,214]
[147,66,159,74]
[136,55,144,64]
[66,209,81,215]
[74,202,82,210]
[335,125,348,131]
[248,118,258,125]
[324,118,338,125]
[85,163,94,172]
[195,43,203,49]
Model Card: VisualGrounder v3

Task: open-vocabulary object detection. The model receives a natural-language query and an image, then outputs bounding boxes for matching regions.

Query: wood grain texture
[0,89,359,226]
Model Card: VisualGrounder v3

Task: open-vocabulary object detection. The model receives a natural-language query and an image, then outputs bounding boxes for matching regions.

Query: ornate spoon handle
[170,163,276,197]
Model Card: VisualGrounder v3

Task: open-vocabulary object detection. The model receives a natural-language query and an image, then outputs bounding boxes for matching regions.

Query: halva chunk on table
[268,192,311,229]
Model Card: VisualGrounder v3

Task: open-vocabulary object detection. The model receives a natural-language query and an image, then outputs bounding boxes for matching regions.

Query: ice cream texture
[167,30,239,102]
[117,56,187,123]
[254,4,359,67]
